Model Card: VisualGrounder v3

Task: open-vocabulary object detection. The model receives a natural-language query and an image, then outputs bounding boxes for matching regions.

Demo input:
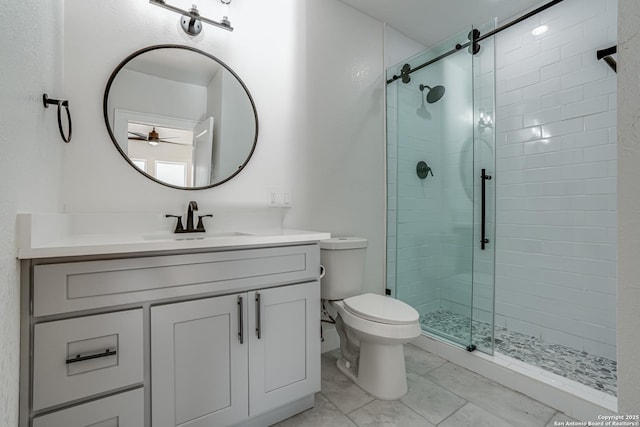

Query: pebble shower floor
[421,310,617,396]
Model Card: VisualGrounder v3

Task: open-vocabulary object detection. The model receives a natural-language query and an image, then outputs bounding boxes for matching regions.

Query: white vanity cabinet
[151,282,320,427]
[20,242,322,427]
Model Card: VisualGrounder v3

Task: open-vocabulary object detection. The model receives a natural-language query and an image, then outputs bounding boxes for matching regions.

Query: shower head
[419,84,446,103]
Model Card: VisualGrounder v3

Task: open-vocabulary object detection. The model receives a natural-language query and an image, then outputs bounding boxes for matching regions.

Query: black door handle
[481,168,492,250]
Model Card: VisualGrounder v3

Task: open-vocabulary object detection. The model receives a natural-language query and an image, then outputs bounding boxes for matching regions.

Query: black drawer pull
[65,349,117,364]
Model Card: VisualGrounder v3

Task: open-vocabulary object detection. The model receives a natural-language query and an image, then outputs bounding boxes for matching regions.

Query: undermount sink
[143,231,251,241]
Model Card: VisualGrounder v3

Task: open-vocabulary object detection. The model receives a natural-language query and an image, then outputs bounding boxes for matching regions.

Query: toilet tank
[320,237,368,300]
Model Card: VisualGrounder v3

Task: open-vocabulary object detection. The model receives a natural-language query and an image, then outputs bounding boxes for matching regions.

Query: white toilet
[320,237,421,400]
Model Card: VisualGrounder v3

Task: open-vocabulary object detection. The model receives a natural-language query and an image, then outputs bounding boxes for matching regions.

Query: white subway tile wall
[494,0,617,359]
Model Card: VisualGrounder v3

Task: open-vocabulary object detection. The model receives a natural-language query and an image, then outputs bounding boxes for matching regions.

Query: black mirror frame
[103,44,259,190]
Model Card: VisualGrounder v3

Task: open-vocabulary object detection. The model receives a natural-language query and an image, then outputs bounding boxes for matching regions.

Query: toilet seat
[343,293,419,325]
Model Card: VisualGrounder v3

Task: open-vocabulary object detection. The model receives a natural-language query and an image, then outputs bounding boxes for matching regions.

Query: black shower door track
[386,0,565,85]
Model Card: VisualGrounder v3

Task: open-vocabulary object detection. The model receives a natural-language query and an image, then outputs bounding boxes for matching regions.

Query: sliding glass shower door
[386,26,495,352]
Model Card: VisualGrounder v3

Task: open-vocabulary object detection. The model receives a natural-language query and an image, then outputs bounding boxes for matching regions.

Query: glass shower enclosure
[386,25,496,353]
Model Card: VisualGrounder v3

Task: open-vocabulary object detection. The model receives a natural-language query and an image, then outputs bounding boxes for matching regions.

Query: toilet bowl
[331,294,420,399]
[320,237,421,400]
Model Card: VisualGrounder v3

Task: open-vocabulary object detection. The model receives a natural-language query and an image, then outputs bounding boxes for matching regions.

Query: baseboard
[237,394,314,427]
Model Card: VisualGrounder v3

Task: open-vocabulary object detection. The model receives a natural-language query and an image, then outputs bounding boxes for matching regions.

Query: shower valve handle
[416,161,433,179]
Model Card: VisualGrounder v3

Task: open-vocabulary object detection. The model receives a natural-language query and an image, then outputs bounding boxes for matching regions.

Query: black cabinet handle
[255,293,261,339]
[481,168,492,250]
[65,349,117,364]
[238,295,244,344]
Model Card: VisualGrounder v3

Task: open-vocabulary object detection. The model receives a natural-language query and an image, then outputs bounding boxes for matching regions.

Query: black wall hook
[43,93,72,143]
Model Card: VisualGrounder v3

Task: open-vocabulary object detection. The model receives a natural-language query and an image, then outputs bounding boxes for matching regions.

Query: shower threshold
[421,310,617,397]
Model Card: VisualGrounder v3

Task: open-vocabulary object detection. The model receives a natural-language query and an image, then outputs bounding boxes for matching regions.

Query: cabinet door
[248,281,321,416]
[151,294,248,427]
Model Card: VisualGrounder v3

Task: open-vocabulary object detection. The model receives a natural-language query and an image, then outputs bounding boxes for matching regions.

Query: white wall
[62,0,304,215]
[108,69,208,129]
[62,0,387,287]
[0,2,65,426]
[284,0,386,295]
[617,0,640,413]
[493,0,617,359]
[217,70,256,179]
[384,26,426,70]
[207,70,224,181]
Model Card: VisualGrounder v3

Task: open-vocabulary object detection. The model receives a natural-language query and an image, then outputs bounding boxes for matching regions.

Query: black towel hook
[43,93,72,143]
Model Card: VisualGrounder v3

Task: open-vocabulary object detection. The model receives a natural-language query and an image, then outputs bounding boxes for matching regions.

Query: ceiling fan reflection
[128,127,182,146]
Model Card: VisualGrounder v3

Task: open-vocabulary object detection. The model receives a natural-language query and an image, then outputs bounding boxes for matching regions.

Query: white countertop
[17,213,331,259]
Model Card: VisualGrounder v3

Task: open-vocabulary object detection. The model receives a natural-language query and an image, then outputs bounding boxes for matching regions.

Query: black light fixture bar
[387,0,564,84]
[149,0,233,32]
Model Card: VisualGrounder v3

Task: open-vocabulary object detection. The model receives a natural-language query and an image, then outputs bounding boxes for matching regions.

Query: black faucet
[166,201,212,233]
[186,201,198,231]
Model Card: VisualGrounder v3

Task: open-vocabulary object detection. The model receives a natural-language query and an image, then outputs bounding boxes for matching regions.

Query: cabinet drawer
[33,309,143,411]
[33,244,319,316]
[32,387,144,427]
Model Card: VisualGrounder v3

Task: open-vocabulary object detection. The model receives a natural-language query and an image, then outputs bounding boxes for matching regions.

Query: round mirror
[104,45,258,189]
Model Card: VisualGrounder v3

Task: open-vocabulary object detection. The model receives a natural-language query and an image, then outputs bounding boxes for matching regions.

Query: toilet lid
[343,293,419,325]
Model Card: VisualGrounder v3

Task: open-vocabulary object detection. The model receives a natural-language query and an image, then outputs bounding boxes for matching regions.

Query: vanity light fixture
[149,0,233,35]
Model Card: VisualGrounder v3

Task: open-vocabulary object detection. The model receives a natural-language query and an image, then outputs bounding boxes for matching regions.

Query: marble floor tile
[404,344,447,375]
[439,403,515,427]
[348,399,435,427]
[320,351,375,414]
[275,393,357,427]
[400,371,467,425]
[427,362,557,427]
[546,412,580,426]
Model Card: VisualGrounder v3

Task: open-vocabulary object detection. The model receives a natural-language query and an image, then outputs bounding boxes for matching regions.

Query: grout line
[433,401,469,426]
[396,398,437,426]
[544,410,563,426]
[344,397,376,416]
